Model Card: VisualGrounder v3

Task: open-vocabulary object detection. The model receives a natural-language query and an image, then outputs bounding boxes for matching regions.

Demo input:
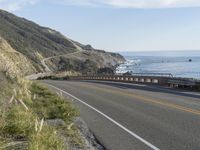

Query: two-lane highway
[43,80,200,150]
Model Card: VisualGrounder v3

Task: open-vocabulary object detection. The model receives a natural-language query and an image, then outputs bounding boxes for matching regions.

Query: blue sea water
[117,51,200,79]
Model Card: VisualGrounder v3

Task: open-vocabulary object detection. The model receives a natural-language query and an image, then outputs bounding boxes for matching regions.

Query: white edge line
[47,83,160,150]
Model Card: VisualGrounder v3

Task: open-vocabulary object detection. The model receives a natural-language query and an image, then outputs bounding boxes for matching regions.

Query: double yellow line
[74,82,200,116]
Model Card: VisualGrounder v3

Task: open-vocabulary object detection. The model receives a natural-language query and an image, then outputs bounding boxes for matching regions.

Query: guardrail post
[152,79,158,84]
[140,78,145,82]
[134,78,138,82]
[146,78,151,83]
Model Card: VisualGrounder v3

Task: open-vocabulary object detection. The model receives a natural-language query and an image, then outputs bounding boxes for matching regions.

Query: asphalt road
[43,80,200,150]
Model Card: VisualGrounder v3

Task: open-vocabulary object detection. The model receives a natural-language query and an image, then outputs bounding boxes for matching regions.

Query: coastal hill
[0,9,125,76]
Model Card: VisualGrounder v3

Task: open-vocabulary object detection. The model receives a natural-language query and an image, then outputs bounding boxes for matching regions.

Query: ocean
[116,51,200,79]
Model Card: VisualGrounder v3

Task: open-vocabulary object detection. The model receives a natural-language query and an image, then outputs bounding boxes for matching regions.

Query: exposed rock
[74,117,105,150]
[123,71,133,76]
[51,50,125,75]
[46,119,66,127]
[46,118,105,150]
[97,67,115,75]
[83,45,93,51]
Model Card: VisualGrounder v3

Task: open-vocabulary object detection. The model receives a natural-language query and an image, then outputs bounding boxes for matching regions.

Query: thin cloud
[0,0,38,11]
[1,0,199,12]
[57,0,200,8]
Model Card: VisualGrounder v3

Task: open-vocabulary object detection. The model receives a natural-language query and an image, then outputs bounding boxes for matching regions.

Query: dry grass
[28,125,65,150]
[2,106,35,137]
[0,74,81,149]
[0,35,83,149]
[29,82,79,124]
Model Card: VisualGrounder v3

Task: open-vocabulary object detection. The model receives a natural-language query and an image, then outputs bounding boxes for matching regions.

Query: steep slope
[0,9,77,72]
[0,36,36,78]
[0,9,125,75]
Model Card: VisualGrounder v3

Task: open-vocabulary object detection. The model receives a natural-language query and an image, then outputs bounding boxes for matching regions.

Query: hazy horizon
[119,50,200,57]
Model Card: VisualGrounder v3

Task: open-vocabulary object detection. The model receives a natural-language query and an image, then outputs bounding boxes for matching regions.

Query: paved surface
[43,80,200,150]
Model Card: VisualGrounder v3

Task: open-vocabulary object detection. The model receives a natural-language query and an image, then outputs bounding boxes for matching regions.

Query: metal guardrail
[69,75,168,85]
[69,75,200,88]
[119,73,173,77]
[168,78,197,86]
[34,71,199,88]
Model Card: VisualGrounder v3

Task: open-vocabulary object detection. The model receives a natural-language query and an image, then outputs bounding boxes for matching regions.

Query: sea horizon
[118,50,200,57]
[117,50,200,79]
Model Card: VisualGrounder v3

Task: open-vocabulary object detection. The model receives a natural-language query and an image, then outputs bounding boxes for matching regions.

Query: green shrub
[2,106,35,137]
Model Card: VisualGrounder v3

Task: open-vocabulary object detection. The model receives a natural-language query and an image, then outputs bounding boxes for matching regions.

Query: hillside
[0,10,109,149]
[0,9,125,76]
[0,36,36,78]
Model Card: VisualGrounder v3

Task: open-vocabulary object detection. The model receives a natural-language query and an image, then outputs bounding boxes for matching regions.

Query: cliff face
[0,9,125,76]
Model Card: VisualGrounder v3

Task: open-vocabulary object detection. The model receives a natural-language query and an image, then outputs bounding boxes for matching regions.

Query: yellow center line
[72,82,200,116]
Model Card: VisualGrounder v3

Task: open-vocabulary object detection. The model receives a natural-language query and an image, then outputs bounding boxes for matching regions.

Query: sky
[0,0,200,52]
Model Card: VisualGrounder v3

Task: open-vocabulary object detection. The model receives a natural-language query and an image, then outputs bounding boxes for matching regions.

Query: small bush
[2,106,35,137]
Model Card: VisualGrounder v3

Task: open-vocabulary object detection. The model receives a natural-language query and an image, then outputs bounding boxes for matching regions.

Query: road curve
[41,51,82,72]
[41,39,83,72]
[43,80,200,150]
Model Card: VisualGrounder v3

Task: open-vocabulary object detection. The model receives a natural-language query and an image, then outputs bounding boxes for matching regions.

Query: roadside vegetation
[0,72,84,149]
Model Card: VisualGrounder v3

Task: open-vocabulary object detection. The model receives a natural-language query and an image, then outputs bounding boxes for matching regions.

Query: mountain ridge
[0,9,125,76]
